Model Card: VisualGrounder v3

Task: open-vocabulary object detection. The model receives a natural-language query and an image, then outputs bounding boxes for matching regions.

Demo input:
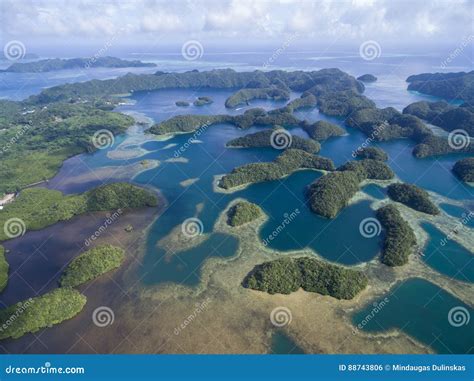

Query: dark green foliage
[2,56,156,73]
[227,201,262,227]
[0,245,8,292]
[387,183,439,215]
[406,71,474,103]
[357,74,377,82]
[403,101,474,136]
[0,288,87,340]
[226,128,320,153]
[317,90,375,116]
[337,159,394,180]
[193,96,213,106]
[219,149,335,189]
[243,257,368,299]
[307,171,361,218]
[148,114,230,135]
[302,120,345,141]
[453,158,474,182]
[225,88,290,108]
[284,94,317,112]
[175,101,190,107]
[353,146,388,161]
[376,204,416,266]
[60,245,125,287]
[412,135,474,158]
[86,182,158,211]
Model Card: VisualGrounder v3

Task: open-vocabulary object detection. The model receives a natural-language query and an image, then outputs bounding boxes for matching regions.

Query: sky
[1,0,473,54]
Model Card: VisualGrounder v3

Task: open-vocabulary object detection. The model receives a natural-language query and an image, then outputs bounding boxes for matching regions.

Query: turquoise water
[362,184,386,200]
[352,278,474,354]
[439,203,474,228]
[270,331,305,354]
[420,222,474,283]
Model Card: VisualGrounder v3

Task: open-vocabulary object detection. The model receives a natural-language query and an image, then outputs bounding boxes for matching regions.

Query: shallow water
[270,331,305,354]
[352,278,473,354]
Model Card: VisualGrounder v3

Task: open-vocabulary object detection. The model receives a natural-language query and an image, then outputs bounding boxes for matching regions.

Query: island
[60,245,125,287]
[1,56,156,73]
[376,204,416,266]
[193,96,213,106]
[242,257,368,299]
[283,93,317,112]
[175,101,190,107]
[302,120,345,141]
[225,88,290,108]
[219,149,335,190]
[452,157,474,182]
[353,146,388,161]
[227,201,263,227]
[0,183,158,242]
[226,128,320,153]
[406,71,474,103]
[0,288,87,340]
[357,74,377,82]
[387,183,439,215]
[307,160,394,218]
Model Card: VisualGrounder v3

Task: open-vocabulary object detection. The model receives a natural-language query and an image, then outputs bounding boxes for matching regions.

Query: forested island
[302,120,345,141]
[376,204,417,266]
[219,149,334,189]
[225,88,290,108]
[453,158,474,182]
[1,56,156,73]
[227,201,262,227]
[387,183,439,215]
[357,74,377,83]
[243,257,368,299]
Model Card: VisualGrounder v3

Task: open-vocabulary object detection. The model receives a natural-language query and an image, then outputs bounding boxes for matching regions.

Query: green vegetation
[0,183,158,241]
[307,171,360,218]
[1,56,156,73]
[242,257,368,299]
[193,96,213,106]
[219,149,334,189]
[60,245,125,287]
[175,101,190,107]
[357,74,377,83]
[0,103,134,194]
[376,204,416,266]
[403,101,474,136]
[226,128,320,153]
[406,71,474,103]
[337,159,394,180]
[412,135,474,158]
[225,88,290,108]
[452,158,474,182]
[227,201,262,227]
[0,245,8,292]
[149,114,230,134]
[353,146,388,161]
[387,183,439,215]
[302,120,345,141]
[0,288,86,340]
[283,94,317,112]
[317,90,375,117]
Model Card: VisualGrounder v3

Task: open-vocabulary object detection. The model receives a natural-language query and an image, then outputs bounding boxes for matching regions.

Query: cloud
[0,0,471,45]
